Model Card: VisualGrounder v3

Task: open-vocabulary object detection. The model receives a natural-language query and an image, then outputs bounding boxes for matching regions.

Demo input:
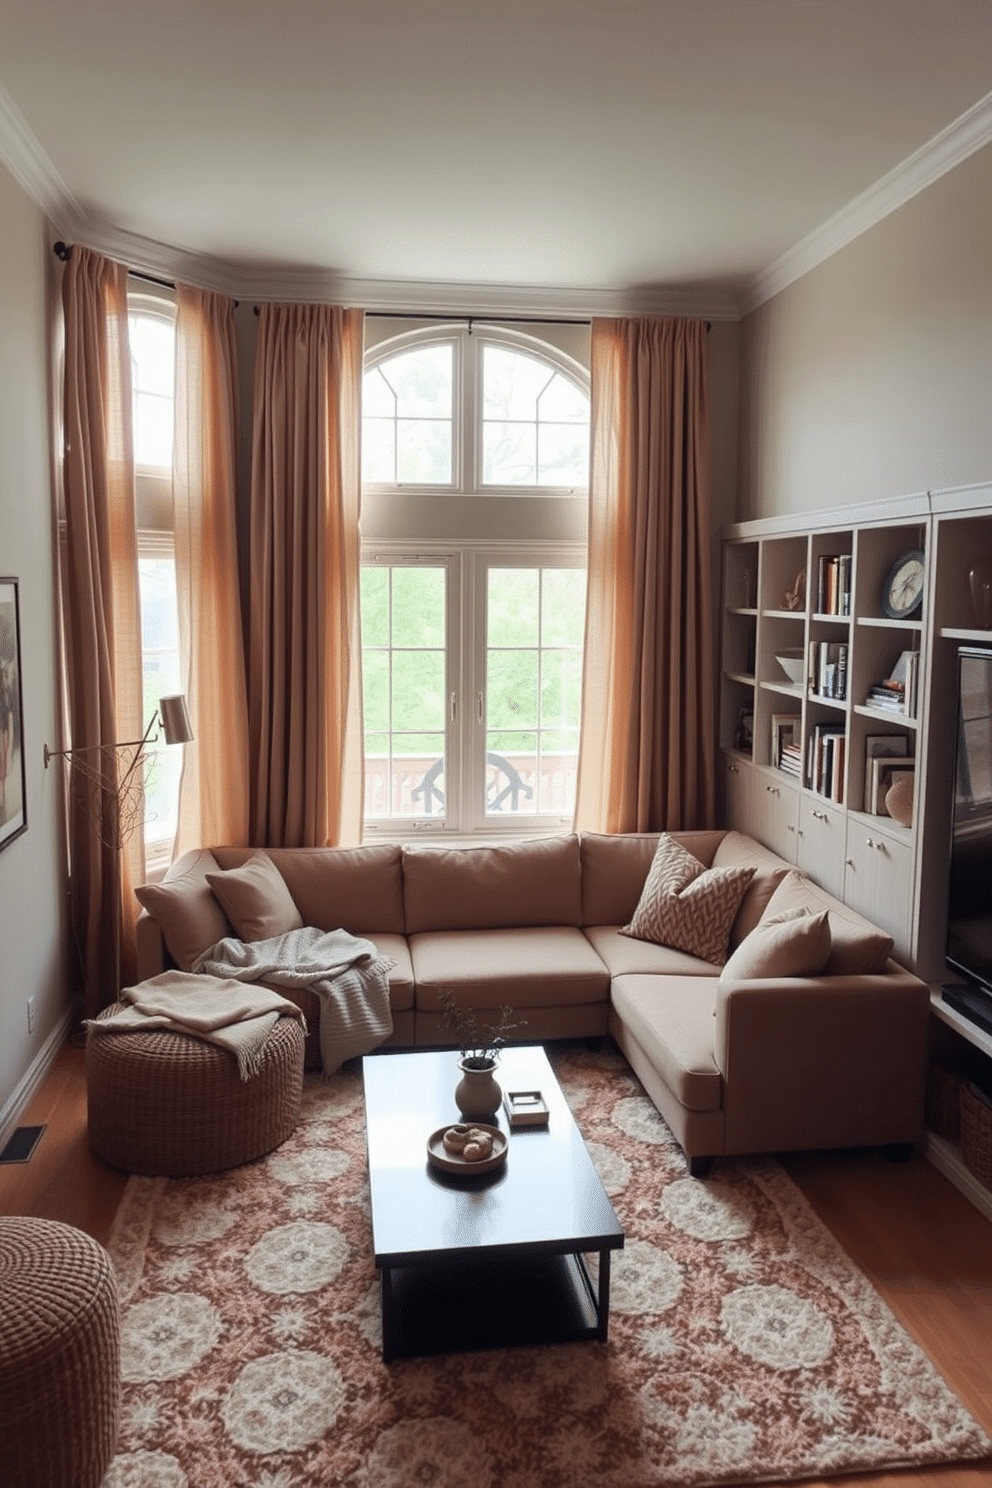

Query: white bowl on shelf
[775,649,805,685]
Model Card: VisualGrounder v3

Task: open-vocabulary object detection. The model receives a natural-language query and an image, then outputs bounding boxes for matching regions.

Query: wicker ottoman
[0,1216,120,1488]
[86,1007,305,1176]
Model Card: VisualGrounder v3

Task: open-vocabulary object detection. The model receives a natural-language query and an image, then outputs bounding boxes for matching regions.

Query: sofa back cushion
[580,830,726,927]
[212,844,406,935]
[403,835,582,932]
[206,853,304,942]
[620,833,755,965]
[711,830,790,948]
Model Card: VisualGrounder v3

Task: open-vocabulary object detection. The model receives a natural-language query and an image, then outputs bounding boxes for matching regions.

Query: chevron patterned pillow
[620,833,756,965]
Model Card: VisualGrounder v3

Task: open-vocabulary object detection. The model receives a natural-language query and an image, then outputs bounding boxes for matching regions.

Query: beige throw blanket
[193,927,393,1074]
[90,973,306,1080]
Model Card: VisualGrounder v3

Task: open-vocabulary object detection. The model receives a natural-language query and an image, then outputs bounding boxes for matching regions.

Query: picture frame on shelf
[771,712,801,772]
[863,734,909,815]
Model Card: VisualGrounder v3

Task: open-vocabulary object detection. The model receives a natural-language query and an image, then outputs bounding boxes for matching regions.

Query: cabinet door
[720,752,754,837]
[843,821,914,956]
[797,797,847,899]
[753,770,800,863]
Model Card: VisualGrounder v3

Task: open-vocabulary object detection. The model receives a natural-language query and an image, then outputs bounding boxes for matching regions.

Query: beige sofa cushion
[135,850,231,971]
[207,853,304,942]
[720,907,831,983]
[710,831,790,948]
[409,926,609,1010]
[621,834,755,965]
[760,870,895,975]
[213,844,406,935]
[610,973,723,1112]
[584,924,720,978]
[403,836,582,933]
[579,830,726,927]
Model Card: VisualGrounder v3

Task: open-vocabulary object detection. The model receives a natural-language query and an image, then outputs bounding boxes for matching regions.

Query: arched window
[361,325,589,837]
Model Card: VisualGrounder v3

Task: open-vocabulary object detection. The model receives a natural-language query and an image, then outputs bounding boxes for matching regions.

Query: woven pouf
[86,1006,305,1176]
[0,1216,120,1488]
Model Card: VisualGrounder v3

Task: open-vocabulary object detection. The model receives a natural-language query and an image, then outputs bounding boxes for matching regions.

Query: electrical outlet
[26,996,36,1034]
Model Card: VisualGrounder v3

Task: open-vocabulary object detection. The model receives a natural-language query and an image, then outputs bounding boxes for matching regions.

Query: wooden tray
[427,1123,507,1176]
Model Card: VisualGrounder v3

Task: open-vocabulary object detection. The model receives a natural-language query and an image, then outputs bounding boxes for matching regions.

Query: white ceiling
[1,0,992,317]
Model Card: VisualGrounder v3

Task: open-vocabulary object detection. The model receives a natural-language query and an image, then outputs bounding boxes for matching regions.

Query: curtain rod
[367,311,712,331]
[52,241,240,306]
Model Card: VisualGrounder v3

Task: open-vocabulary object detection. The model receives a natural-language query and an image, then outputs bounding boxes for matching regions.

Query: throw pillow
[759,869,894,975]
[135,850,232,971]
[206,852,303,942]
[620,833,755,965]
[720,906,832,983]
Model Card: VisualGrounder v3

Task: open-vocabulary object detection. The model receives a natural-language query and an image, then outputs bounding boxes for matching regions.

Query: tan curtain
[173,285,250,854]
[60,248,143,1013]
[574,317,716,834]
[248,302,365,847]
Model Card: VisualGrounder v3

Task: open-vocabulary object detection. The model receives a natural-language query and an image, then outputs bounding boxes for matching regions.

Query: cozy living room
[2,5,992,1487]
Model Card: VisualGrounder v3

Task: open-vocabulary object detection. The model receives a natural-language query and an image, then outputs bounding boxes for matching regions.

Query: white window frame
[362,324,589,500]
[361,539,585,841]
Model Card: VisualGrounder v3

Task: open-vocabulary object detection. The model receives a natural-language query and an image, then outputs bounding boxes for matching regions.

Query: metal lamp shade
[160,694,194,745]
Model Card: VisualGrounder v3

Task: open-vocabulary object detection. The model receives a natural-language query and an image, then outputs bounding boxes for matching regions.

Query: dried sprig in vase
[437,990,520,1120]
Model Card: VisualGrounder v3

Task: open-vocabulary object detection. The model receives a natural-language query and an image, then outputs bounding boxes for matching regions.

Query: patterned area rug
[103,1045,991,1487]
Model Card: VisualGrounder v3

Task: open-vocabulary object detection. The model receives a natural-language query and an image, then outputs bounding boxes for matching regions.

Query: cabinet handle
[766,785,779,796]
[845,858,855,867]
[728,764,738,774]
[866,837,875,848]
[812,810,827,821]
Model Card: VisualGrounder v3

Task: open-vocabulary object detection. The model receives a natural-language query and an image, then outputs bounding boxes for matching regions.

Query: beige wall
[0,165,68,1137]
[738,140,992,521]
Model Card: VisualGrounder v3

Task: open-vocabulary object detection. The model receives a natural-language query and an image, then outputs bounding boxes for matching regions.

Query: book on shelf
[770,712,801,770]
[806,722,845,801]
[815,554,852,616]
[808,639,848,699]
[867,755,916,816]
[864,650,919,716]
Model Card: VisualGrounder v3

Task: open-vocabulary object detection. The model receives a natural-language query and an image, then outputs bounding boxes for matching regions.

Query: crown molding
[0,82,79,224]
[742,88,992,316]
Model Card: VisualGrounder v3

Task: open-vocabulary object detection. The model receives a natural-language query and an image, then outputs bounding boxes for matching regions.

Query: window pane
[130,313,175,469]
[363,366,396,418]
[396,418,451,484]
[541,569,586,645]
[483,421,536,486]
[361,563,448,821]
[541,649,583,728]
[483,346,553,419]
[488,649,538,730]
[488,569,539,646]
[362,418,396,485]
[538,423,589,487]
[391,567,445,647]
[137,551,182,853]
[538,374,589,423]
[386,344,452,417]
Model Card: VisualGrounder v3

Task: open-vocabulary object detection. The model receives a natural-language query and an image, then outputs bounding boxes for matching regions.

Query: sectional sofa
[134,830,931,1174]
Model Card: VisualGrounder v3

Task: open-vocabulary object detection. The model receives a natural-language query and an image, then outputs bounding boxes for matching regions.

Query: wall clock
[882,549,925,620]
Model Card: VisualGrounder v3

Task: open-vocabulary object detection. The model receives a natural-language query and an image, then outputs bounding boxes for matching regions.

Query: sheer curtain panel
[173,286,250,855]
[60,248,143,1012]
[248,303,365,848]
[574,317,716,835]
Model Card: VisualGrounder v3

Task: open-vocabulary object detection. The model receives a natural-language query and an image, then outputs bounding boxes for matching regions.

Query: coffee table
[362,1043,624,1361]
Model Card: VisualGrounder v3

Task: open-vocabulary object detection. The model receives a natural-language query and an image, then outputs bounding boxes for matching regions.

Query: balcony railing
[364,752,578,819]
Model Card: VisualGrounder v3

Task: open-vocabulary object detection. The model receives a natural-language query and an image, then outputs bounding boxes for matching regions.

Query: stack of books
[865,651,919,717]
[816,554,852,616]
[808,639,848,699]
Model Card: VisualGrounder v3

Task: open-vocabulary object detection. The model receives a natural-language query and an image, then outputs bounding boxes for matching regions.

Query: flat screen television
[943,645,992,1036]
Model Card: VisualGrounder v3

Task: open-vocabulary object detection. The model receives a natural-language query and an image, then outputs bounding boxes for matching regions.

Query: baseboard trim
[923,1131,992,1223]
[0,1003,80,1151]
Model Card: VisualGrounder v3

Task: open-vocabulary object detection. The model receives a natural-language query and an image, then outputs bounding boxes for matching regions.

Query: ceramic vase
[969,558,992,629]
[454,1058,502,1121]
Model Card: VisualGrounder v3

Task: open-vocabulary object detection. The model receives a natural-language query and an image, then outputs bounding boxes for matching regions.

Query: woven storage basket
[925,1064,962,1141]
[0,1217,120,1488]
[959,1082,992,1191]
[86,1005,305,1176]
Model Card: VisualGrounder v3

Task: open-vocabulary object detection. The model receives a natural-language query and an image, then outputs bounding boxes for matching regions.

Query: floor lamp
[44,694,194,851]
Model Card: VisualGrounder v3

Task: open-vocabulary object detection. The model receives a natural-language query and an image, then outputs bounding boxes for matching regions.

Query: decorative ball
[885,774,914,827]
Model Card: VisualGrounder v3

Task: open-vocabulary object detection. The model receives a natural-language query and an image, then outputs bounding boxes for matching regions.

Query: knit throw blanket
[193,926,393,1075]
[90,973,306,1080]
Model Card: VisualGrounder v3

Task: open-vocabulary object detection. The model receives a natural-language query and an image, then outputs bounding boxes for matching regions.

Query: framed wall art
[0,578,27,852]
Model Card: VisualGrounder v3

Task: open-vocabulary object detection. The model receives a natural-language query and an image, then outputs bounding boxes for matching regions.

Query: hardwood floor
[3,1040,992,1486]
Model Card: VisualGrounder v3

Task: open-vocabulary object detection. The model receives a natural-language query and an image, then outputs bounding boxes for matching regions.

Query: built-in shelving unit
[720,484,992,1216]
